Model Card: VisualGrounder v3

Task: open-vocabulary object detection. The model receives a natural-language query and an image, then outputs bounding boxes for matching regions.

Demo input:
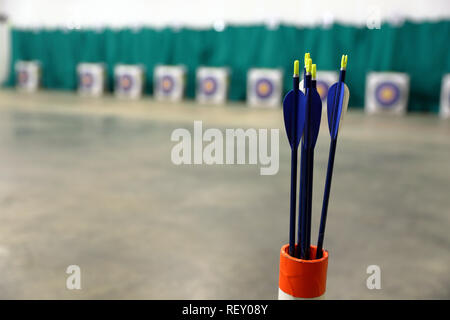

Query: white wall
[1,0,449,29]
[0,0,448,84]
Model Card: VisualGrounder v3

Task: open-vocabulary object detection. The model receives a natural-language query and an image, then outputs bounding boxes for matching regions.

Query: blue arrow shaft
[316,138,337,259]
[289,148,298,256]
[288,76,299,257]
[304,80,319,259]
[297,143,307,258]
[339,69,346,83]
[297,69,308,259]
[300,83,313,259]
[305,148,314,259]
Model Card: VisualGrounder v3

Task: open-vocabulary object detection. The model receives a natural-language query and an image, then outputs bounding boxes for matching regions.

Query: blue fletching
[310,89,322,148]
[327,84,337,133]
[327,83,345,139]
[283,89,306,148]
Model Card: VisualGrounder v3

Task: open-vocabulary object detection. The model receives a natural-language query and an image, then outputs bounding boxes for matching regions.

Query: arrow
[316,55,350,259]
[298,58,322,259]
[296,53,308,259]
[282,60,306,257]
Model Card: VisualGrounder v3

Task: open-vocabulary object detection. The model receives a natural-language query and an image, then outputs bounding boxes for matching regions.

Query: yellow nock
[341,54,348,69]
[294,60,299,76]
[306,58,312,73]
[311,64,317,79]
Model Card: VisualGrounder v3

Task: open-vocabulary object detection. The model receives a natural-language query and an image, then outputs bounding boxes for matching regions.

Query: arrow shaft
[316,138,337,259]
[299,83,313,259]
[304,84,322,260]
[288,76,299,257]
[289,148,298,256]
[317,79,342,258]
[297,144,307,258]
[305,148,314,259]
[296,67,308,259]
[339,69,346,83]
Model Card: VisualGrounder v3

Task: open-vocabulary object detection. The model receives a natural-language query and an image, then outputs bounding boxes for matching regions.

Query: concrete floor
[0,89,449,299]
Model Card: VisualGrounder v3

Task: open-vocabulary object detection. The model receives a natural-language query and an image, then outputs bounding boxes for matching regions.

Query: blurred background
[0,0,449,299]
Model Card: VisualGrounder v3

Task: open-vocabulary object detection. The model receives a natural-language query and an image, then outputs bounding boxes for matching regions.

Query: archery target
[375,82,400,107]
[247,68,283,108]
[118,74,133,91]
[154,65,186,102]
[81,73,94,87]
[77,63,105,97]
[114,64,145,99]
[160,75,175,94]
[365,72,410,115]
[196,67,229,104]
[15,60,40,92]
[255,78,274,98]
[439,74,450,119]
[202,77,217,95]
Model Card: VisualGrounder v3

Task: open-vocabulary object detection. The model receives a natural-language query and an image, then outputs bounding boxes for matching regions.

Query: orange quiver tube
[278,244,328,299]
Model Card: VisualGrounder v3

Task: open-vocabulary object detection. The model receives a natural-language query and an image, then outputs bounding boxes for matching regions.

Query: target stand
[154,65,186,102]
[247,68,283,108]
[15,60,41,92]
[196,67,229,104]
[77,63,106,97]
[365,72,410,115]
[114,64,145,99]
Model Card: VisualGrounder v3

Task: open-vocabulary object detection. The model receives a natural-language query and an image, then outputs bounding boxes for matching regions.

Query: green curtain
[6,21,450,112]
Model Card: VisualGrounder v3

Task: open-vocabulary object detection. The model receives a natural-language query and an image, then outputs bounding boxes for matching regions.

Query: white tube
[278,288,325,300]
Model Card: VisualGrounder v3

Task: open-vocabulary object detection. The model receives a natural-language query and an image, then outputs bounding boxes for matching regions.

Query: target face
[255,78,274,99]
[316,80,329,101]
[17,71,29,85]
[80,73,94,88]
[118,74,133,91]
[159,75,175,94]
[201,77,218,96]
[375,82,400,107]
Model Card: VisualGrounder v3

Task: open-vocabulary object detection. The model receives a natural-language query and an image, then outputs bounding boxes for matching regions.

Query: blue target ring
[117,74,134,92]
[375,82,400,107]
[159,75,175,95]
[201,77,218,96]
[17,70,28,85]
[255,78,274,99]
[80,72,94,88]
[316,80,329,101]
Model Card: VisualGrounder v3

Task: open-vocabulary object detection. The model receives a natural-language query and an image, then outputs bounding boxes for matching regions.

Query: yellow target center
[204,81,214,91]
[122,78,130,87]
[163,79,171,89]
[82,75,91,85]
[258,83,269,95]
[381,88,394,101]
